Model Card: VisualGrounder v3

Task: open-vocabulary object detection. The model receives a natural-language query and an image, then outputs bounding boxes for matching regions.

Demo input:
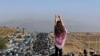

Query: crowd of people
[0,32,56,56]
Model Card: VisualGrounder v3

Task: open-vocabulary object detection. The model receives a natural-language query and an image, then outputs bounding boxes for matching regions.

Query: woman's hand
[55,14,64,25]
[58,14,64,25]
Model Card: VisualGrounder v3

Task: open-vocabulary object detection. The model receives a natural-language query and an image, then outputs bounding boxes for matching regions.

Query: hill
[0,26,16,38]
[0,26,100,54]
[0,19,100,32]
[50,32,100,55]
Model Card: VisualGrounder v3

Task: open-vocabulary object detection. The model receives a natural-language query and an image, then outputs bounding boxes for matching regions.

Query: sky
[0,0,100,26]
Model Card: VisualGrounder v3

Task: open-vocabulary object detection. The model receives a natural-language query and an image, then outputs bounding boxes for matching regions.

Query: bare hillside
[50,32,100,54]
[0,26,16,37]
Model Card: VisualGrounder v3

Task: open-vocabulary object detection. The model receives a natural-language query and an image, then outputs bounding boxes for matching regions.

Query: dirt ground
[50,32,100,55]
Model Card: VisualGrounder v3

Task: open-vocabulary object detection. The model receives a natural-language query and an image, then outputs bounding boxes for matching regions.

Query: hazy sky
[0,0,100,26]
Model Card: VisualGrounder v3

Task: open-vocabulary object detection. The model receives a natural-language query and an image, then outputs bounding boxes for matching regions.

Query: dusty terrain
[0,26,16,38]
[0,26,28,38]
[50,32,100,55]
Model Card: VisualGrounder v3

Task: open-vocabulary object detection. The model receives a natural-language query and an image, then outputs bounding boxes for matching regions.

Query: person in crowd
[83,49,88,56]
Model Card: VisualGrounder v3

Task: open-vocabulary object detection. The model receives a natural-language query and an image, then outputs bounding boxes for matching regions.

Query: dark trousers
[55,46,62,56]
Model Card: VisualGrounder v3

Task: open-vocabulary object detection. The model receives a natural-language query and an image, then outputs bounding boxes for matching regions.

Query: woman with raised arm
[54,14,67,56]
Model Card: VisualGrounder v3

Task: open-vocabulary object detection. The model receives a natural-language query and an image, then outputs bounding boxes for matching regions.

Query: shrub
[0,37,7,50]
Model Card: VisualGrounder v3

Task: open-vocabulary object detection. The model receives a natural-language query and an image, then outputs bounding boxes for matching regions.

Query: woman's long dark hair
[54,21,65,36]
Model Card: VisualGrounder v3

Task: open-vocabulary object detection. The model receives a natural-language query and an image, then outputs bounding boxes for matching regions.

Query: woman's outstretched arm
[55,14,58,25]
[58,14,64,25]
